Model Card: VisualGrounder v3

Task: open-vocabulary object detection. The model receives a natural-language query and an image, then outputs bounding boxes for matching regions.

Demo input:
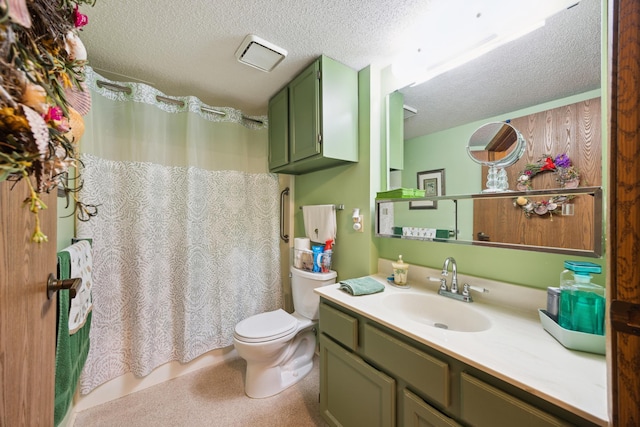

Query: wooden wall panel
[474,98,601,250]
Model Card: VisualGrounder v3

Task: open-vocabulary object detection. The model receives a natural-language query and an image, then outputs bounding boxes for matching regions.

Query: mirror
[466,122,525,192]
[380,1,602,256]
[375,186,603,257]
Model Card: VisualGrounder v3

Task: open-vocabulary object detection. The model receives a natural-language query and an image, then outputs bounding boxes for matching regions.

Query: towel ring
[47,274,81,300]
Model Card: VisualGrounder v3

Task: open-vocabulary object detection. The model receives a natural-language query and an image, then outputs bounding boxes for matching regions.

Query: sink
[383,292,491,332]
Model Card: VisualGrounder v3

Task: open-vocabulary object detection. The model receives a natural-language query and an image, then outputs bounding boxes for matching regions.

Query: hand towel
[61,240,93,334]
[54,241,92,426]
[302,204,336,244]
[339,277,385,296]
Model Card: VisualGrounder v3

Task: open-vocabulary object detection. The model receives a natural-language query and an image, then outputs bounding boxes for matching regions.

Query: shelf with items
[375,186,603,257]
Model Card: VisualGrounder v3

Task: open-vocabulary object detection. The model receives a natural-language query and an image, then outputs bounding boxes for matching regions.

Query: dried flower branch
[1,0,97,242]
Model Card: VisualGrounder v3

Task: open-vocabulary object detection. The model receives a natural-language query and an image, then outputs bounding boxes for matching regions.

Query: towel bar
[47,274,81,300]
[299,204,344,210]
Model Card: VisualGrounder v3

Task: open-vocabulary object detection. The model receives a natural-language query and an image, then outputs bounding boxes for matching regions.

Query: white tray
[538,309,605,355]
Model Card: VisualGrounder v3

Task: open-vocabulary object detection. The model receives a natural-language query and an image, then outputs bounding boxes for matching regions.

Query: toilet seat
[234,309,298,343]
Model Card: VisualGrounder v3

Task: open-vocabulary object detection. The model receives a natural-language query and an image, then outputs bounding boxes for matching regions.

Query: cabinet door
[320,334,396,427]
[460,373,572,427]
[403,389,461,427]
[268,86,289,170]
[289,59,320,162]
[388,90,404,171]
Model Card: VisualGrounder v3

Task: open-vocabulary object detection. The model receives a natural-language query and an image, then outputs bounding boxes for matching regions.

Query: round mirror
[467,122,525,192]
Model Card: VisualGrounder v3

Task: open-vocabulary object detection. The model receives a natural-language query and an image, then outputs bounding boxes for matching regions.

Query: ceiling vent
[403,105,418,120]
[235,35,287,72]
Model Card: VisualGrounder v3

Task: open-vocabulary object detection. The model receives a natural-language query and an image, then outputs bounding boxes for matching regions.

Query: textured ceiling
[79,0,601,139]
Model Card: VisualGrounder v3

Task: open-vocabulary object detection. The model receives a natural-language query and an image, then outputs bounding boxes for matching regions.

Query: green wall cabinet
[268,55,358,174]
[319,299,600,427]
[268,86,289,170]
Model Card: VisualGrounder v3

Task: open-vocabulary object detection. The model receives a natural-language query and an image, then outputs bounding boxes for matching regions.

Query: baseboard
[71,346,238,415]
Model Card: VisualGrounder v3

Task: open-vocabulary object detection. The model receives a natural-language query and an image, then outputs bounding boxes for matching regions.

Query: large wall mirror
[381,0,603,257]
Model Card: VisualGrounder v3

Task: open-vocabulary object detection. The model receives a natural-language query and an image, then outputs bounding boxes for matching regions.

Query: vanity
[315,260,607,427]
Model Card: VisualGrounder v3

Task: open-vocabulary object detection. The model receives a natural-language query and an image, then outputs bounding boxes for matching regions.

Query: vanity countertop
[314,260,608,426]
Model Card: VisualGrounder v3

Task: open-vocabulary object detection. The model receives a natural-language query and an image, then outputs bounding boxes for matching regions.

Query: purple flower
[554,154,571,168]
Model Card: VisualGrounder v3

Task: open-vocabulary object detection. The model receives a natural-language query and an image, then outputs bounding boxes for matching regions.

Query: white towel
[61,241,93,335]
[302,204,337,244]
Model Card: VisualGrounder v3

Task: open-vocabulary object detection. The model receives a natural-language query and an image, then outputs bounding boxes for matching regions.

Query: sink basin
[383,292,491,332]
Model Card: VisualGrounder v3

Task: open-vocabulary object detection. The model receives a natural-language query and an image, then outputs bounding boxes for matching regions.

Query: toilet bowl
[233,268,336,398]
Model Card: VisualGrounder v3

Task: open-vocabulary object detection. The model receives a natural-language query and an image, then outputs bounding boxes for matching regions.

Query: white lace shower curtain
[76,68,282,394]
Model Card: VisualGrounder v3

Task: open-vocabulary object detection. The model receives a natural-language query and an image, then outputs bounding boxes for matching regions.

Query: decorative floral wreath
[0,0,99,242]
[516,154,580,191]
[514,195,575,219]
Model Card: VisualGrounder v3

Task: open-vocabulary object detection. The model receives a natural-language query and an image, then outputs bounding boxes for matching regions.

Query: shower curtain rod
[95,80,264,125]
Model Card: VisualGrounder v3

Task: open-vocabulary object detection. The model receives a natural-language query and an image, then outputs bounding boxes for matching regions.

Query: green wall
[376,89,606,289]
[57,167,76,251]
[294,66,382,281]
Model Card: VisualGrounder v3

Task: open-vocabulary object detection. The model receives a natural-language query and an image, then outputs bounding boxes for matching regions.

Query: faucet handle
[462,283,489,297]
[428,276,447,291]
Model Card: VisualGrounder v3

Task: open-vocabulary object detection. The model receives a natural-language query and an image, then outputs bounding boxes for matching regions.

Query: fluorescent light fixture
[392,0,580,86]
[235,34,287,72]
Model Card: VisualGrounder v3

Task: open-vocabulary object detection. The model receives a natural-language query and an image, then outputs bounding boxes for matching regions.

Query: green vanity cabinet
[319,299,600,427]
[320,334,396,427]
[268,55,358,174]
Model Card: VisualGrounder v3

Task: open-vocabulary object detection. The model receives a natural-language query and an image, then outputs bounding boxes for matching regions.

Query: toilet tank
[290,267,337,320]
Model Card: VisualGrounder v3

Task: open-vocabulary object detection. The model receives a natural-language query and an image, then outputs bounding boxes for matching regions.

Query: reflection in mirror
[375,187,602,257]
[466,122,525,193]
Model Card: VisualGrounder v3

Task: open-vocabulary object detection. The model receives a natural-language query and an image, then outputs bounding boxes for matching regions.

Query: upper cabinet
[268,55,358,174]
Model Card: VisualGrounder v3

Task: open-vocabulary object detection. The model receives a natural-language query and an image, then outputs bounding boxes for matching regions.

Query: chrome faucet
[441,257,458,294]
[428,257,489,302]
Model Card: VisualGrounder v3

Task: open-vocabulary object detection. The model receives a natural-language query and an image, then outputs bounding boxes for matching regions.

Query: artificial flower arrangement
[514,153,579,219]
[1,0,98,242]
[516,153,580,191]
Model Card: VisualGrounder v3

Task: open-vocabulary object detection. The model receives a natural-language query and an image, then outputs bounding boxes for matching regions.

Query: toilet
[233,267,336,398]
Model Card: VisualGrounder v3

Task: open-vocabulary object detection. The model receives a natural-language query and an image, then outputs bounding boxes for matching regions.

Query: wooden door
[609,0,640,424]
[0,179,58,426]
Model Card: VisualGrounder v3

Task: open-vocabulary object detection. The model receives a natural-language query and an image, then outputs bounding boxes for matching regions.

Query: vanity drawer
[460,372,572,427]
[363,324,450,408]
[319,303,358,351]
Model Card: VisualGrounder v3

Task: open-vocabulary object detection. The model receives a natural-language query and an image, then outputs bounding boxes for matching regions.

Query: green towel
[54,250,92,426]
[339,277,385,296]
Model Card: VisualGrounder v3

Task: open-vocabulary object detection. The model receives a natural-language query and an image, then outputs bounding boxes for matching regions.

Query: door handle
[47,274,81,300]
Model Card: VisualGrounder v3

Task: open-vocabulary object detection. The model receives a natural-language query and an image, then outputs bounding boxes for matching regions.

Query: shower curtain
[76,68,281,394]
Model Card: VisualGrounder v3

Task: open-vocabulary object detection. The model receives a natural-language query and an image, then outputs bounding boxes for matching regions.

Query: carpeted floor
[74,356,327,427]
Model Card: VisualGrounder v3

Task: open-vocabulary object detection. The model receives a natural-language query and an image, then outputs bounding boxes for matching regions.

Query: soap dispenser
[392,255,409,286]
[558,261,605,335]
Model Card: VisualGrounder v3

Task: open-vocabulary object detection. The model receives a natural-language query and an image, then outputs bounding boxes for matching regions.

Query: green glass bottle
[558,261,604,335]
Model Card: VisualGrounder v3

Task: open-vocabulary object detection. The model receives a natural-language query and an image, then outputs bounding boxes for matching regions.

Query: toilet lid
[234,309,297,343]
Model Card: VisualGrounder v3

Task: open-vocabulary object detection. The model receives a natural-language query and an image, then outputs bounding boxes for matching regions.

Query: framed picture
[411,168,445,209]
